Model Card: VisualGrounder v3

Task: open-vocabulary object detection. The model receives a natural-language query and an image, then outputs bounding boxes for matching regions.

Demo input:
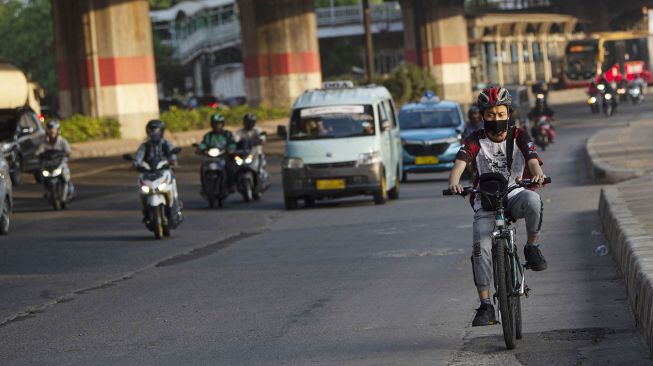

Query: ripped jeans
[472,189,543,293]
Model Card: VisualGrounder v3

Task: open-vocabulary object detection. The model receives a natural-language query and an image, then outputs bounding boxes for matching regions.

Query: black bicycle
[443,176,551,349]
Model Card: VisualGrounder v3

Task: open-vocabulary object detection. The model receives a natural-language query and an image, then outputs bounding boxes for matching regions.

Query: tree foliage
[0,0,56,103]
[149,0,182,10]
[381,63,439,105]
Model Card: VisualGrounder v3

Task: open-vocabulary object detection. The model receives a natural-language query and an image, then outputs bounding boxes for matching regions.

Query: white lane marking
[456,224,473,229]
[375,248,465,258]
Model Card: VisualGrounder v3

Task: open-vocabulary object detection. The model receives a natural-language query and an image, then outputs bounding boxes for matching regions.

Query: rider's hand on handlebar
[449,183,465,194]
[531,174,546,187]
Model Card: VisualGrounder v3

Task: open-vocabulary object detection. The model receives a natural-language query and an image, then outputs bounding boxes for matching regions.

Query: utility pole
[363,0,374,84]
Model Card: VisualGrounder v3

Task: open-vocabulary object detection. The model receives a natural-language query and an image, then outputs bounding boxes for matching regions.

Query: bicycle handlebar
[442,177,551,196]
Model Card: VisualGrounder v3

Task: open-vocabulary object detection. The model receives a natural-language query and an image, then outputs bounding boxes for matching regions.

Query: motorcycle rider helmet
[210,113,225,129]
[477,85,512,135]
[46,119,61,132]
[146,119,165,142]
[467,104,481,120]
[243,113,256,130]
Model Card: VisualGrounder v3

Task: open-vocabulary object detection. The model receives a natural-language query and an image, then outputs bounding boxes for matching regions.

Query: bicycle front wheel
[495,238,516,350]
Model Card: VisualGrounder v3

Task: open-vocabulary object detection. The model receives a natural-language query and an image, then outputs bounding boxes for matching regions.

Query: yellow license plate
[415,156,439,165]
[316,179,346,190]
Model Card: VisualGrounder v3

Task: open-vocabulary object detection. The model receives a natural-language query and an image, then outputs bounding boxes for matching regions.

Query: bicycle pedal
[524,286,531,298]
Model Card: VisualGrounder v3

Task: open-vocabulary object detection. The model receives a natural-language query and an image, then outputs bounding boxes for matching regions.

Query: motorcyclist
[447,84,548,327]
[37,120,75,198]
[463,105,483,139]
[198,113,237,193]
[133,120,181,223]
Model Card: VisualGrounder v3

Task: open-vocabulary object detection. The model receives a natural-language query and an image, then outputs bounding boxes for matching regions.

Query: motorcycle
[599,84,617,117]
[123,148,183,239]
[39,150,73,210]
[194,144,230,208]
[616,82,628,104]
[234,139,270,202]
[628,83,644,105]
[531,116,556,151]
[587,93,600,114]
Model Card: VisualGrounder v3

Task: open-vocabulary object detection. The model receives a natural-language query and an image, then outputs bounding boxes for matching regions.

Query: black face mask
[484,119,508,135]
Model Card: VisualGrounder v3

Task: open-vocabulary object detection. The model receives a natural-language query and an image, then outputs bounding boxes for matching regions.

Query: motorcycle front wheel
[49,183,61,210]
[151,206,163,240]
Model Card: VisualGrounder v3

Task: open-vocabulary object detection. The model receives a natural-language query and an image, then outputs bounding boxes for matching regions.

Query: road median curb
[585,128,648,184]
[599,175,653,357]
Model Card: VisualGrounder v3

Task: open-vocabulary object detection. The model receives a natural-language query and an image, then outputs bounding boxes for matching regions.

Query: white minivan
[280,82,402,209]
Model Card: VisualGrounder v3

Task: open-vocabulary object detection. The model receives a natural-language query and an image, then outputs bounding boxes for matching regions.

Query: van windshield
[290,105,375,140]
[398,108,460,130]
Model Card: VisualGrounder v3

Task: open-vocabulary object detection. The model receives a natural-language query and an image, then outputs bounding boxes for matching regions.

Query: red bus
[563,32,651,88]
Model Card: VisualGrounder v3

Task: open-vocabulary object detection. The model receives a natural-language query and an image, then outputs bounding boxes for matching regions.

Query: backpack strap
[506,126,515,173]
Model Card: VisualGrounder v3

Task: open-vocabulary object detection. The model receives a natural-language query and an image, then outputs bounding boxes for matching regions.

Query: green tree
[0,0,56,103]
[382,63,439,105]
[153,36,186,97]
[149,0,180,10]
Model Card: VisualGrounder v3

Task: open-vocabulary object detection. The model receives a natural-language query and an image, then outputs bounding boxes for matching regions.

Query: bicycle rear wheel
[495,238,516,349]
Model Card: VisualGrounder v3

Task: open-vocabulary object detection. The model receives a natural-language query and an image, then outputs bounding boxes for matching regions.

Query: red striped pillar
[238,0,322,107]
[52,0,159,139]
[400,0,472,104]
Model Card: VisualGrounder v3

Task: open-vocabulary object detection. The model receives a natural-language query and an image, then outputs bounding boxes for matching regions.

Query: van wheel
[388,168,400,200]
[285,196,298,210]
[373,174,388,205]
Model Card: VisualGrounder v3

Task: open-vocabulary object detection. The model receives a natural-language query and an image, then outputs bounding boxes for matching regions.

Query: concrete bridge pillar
[400,0,473,103]
[238,0,322,107]
[52,0,158,139]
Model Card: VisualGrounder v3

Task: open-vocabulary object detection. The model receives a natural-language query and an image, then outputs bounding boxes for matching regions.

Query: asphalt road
[0,99,652,365]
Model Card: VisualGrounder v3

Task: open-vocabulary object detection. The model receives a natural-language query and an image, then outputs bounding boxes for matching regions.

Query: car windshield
[289,105,375,140]
[398,108,460,129]
[0,112,17,142]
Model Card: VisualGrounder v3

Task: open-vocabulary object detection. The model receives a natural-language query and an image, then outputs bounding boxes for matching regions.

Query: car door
[386,99,402,179]
[377,100,395,187]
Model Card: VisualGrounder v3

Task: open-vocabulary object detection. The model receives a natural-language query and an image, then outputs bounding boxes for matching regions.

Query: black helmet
[210,113,225,128]
[146,119,165,142]
[243,113,256,130]
[46,119,61,131]
[467,104,480,119]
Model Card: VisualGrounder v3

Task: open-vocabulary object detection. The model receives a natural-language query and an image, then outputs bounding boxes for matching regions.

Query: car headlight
[208,148,221,157]
[357,151,381,165]
[235,156,243,166]
[282,157,304,169]
[140,185,150,194]
[445,136,461,144]
[52,168,63,177]
[42,170,50,177]
[605,93,612,100]
[157,182,168,191]
[588,97,597,104]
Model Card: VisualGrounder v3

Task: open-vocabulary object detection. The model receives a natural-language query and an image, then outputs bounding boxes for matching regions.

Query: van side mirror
[381,121,391,131]
[277,125,287,139]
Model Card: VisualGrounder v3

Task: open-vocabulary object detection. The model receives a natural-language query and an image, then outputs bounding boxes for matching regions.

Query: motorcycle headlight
[588,97,597,104]
[208,148,221,157]
[605,93,612,100]
[52,168,63,177]
[617,88,626,94]
[1,143,11,152]
[357,151,381,165]
[597,84,605,91]
[282,157,304,169]
[235,156,244,166]
[536,93,545,99]
[140,185,150,194]
[245,155,253,164]
[42,170,50,177]
[157,182,168,191]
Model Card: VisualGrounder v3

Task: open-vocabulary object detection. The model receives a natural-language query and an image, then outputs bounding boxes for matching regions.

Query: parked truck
[0,61,46,185]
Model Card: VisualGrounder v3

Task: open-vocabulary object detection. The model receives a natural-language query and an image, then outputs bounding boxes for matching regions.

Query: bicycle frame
[491,202,526,300]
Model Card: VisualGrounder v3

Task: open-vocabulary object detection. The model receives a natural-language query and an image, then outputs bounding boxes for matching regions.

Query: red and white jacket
[455,127,543,210]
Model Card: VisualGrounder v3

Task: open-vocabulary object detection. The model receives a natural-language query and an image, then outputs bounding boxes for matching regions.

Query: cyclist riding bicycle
[447,85,548,327]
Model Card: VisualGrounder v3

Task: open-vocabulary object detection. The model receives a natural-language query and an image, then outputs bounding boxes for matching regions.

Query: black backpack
[478,127,515,211]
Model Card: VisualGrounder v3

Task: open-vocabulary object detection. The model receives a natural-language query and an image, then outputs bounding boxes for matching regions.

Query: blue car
[398,93,464,181]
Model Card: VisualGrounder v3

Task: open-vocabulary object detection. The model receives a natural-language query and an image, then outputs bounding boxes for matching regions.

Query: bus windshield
[565,42,597,80]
